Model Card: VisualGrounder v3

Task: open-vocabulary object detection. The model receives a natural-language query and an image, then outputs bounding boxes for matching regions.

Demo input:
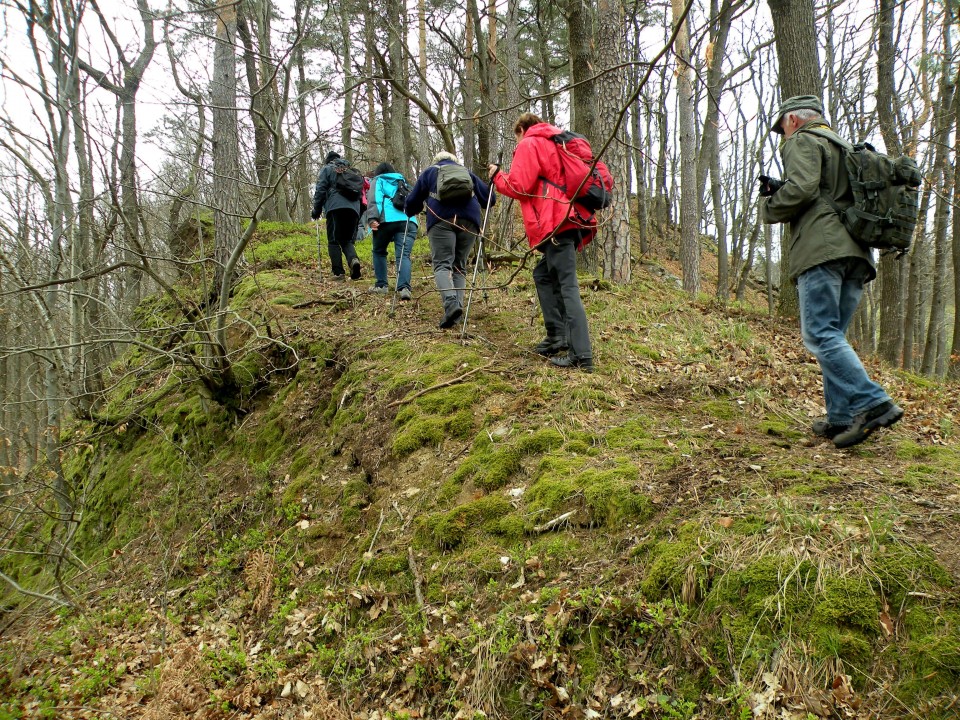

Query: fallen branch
[386,361,495,409]
[532,510,576,534]
[0,570,72,608]
[408,547,425,609]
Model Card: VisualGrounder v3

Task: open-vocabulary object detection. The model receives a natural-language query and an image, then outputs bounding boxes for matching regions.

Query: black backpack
[333,162,364,201]
[807,128,922,255]
[389,177,411,212]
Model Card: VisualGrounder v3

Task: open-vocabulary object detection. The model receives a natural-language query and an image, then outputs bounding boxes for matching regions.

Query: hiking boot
[811,416,850,440]
[331,273,347,282]
[350,258,362,280]
[398,287,412,301]
[439,306,463,329]
[368,285,389,295]
[833,401,904,449]
[550,354,594,373]
[533,336,568,356]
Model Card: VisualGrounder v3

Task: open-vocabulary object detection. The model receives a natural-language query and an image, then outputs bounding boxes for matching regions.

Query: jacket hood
[522,122,564,140]
[378,172,405,182]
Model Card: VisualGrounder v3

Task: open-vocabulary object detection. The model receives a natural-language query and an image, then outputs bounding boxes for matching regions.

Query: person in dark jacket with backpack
[489,113,596,372]
[366,162,417,300]
[311,150,363,281]
[760,95,902,448]
[405,151,495,329]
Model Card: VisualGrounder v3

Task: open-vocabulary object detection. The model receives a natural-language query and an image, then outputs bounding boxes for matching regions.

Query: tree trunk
[567,0,597,136]
[766,0,821,317]
[212,0,242,296]
[595,0,631,282]
[673,0,700,295]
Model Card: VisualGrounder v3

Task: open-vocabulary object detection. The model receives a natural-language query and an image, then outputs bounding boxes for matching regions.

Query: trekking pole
[390,215,412,318]
[315,219,323,280]
[461,152,501,338]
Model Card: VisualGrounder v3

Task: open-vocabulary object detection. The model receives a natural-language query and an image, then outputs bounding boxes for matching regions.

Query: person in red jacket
[489,113,596,372]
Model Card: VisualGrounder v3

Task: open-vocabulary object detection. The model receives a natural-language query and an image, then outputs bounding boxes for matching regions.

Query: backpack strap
[801,126,855,220]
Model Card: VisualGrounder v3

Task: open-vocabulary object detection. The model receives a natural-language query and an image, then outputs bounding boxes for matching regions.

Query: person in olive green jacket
[760,95,902,449]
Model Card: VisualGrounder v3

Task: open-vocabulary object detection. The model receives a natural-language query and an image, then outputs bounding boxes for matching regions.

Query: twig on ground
[386,361,495,409]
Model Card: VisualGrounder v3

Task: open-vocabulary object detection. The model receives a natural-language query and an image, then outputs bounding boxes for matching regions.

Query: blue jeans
[372,221,415,290]
[797,258,890,425]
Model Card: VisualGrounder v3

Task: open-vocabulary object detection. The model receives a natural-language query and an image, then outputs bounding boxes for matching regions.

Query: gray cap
[771,95,824,134]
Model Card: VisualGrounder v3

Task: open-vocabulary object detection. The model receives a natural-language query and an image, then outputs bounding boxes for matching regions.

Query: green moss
[392,385,480,456]
[418,495,514,549]
[605,418,653,449]
[870,543,954,607]
[758,420,805,440]
[639,528,708,599]
[233,269,306,308]
[526,456,649,528]
[813,576,879,634]
[699,400,739,421]
[246,223,316,267]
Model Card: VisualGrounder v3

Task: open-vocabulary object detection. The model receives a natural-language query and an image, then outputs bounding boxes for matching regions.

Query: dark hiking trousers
[428,219,478,317]
[533,231,592,361]
[324,208,360,276]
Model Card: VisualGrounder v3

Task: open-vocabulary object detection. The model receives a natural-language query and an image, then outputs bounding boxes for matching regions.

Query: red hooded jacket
[492,122,597,249]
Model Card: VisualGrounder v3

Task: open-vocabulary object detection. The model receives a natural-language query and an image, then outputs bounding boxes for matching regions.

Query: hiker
[488,112,597,373]
[366,162,417,300]
[404,151,495,329]
[760,95,903,448]
[311,151,363,281]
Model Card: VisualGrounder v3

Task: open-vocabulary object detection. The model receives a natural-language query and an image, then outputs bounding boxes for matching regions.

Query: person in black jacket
[311,151,363,280]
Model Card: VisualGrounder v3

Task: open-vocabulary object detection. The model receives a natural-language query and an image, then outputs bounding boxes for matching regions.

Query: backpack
[333,162,364,201]
[549,130,615,212]
[388,177,411,212]
[807,128,922,255]
[431,163,474,203]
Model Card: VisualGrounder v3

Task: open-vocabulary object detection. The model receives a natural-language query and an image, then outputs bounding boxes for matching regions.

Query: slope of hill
[2,222,959,720]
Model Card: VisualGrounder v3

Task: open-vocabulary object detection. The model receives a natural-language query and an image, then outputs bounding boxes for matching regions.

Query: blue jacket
[404,160,495,231]
[368,173,418,227]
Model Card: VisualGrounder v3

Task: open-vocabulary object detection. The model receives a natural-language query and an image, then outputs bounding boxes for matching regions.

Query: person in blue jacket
[404,152,495,329]
[366,162,418,300]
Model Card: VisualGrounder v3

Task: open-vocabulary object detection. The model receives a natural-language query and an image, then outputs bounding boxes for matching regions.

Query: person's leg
[798,260,890,426]
[325,213,345,277]
[371,227,390,288]
[533,250,566,347]
[452,225,476,307]
[395,222,415,291]
[332,210,362,279]
[429,223,460,322]
[546,235,592,362]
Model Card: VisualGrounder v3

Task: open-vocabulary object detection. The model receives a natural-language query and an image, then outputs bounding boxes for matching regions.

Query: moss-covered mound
[2,222,959,720]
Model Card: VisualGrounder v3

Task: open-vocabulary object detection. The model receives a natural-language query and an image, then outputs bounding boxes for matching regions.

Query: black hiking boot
[439,306,463,329]
[549,354,594,373]
[349,258,362,280]
[833,401,904,449]
[533,336,568,356]
[811,416,850,440]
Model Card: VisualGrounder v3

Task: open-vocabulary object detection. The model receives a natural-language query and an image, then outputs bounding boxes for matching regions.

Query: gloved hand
[311,209,322,220]
[758,175,785,197]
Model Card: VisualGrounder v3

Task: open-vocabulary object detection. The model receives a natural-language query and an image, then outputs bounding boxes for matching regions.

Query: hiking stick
[390,215,412,318]
[315,220,323,280]
[461,154,500,338]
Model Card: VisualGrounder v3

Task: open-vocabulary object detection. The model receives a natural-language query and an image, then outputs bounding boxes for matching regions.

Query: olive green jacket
[760,123,875,282]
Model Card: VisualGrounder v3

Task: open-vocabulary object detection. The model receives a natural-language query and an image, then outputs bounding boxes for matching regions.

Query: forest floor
[1,222,959,720]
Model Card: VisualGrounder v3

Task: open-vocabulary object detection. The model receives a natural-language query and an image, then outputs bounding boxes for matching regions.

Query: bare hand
[487,164,500,180]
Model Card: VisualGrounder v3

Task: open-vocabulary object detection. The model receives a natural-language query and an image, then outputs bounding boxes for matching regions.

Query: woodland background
[0,0,958,575]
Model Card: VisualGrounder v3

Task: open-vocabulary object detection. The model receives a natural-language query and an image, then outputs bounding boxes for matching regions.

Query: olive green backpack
[807,128,923,256]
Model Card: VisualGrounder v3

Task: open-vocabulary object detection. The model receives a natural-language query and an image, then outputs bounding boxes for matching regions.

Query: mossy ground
[2,222,960,719]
